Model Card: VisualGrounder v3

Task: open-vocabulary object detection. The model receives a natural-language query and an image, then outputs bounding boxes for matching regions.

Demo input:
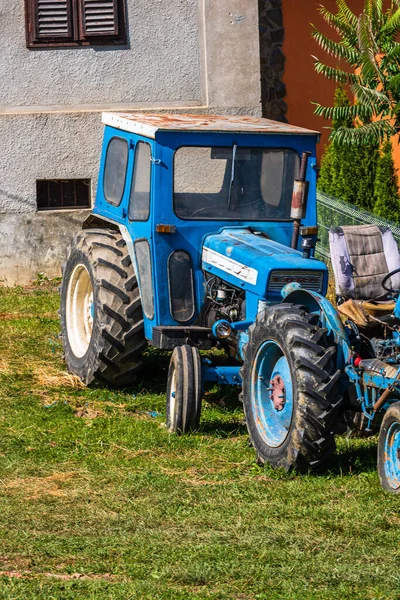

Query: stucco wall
[0,113,102,213]
[0,112,100,283]
[0,0,201,106]
[203,0,261,112]
[0,0,262,285]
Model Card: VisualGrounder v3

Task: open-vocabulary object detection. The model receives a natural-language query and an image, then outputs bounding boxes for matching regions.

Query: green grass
[0,284,399,599]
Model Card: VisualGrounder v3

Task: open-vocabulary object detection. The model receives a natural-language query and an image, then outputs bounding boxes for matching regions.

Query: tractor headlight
[212,320,232,339]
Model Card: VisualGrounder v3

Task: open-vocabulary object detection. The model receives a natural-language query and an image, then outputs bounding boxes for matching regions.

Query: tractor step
[152,326,213,350]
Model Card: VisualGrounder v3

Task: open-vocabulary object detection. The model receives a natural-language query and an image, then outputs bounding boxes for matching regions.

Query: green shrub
[373,141,400,221]
[318,86,379,210]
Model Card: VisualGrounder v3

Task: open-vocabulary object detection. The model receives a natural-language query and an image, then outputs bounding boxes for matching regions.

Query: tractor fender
[82,213,120,231]
[282,288,352,369]
[82,214,135,271]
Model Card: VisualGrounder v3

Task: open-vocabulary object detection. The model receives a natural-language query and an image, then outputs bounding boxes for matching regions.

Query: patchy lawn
[0,284,399,599]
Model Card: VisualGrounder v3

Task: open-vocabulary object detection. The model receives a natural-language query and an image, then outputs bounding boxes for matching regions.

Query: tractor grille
[268,270,324,293]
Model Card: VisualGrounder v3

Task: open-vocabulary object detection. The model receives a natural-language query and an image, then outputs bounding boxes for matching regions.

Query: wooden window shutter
[28,0,74,41]
[78,0,119,38]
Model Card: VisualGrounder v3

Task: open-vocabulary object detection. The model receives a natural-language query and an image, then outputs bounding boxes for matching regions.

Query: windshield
[174,146,300,220]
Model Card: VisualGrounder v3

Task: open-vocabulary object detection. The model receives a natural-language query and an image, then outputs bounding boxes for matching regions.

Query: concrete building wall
[0,0,202,106]
[0,0,261,285]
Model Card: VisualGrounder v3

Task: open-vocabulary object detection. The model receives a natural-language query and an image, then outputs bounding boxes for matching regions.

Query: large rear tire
[60,229,146,386]
[241,304,342,472]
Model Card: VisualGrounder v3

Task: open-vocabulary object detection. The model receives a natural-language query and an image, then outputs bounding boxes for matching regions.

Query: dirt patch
[0,314,18,321]
[75,407,104,419]
[157,465,235,487]
[34,367,85,390]
[3,472,84,500]
[0,570,120,581]
[0,359,10,374]
[1,364,85,389]
[110,443,152,458]
[0,312,56,321]
[0,556,31,572]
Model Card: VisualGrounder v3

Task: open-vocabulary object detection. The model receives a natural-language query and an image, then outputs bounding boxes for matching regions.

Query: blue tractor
[59,113,400,493]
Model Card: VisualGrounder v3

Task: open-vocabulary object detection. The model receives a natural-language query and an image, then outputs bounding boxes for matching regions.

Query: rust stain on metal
[270,374,286,411]
[291,181,305,214]
[373,386,394,412]
[102,112,320,138]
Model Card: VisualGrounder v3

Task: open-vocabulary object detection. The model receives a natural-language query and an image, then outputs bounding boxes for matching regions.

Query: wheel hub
[269,374,286,411]
[251,342,294,448]
[384,422,400,489]
[88,295,94,322]
[65,263,94,358]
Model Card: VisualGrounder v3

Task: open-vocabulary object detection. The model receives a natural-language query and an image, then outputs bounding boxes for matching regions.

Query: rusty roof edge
[102,113,158,138]
[101,112,320,137]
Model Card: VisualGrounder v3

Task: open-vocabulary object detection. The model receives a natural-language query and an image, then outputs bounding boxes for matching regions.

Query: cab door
[126,136,155,341]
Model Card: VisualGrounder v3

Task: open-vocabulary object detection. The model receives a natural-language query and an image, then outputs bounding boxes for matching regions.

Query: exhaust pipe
[291,151,311,250]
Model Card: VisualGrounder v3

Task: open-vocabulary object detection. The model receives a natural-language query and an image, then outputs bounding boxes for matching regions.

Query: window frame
[103,136,129,207]
[128,141,152,223]
[167,250,196,323]
[25,0,127,49]
[36,179,91,211]
[134,239,154,320]
[173,145,300,222]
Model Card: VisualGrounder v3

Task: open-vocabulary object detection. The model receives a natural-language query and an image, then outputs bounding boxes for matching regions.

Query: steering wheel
[382,268,400,294]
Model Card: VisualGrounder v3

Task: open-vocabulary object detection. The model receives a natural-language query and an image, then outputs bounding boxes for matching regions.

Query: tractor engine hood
[202,228,328,299]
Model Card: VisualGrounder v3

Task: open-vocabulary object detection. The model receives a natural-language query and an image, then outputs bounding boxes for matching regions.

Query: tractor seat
[329,225,400,326]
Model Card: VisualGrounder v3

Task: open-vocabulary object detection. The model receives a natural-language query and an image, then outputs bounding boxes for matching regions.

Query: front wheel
[166,345,202,434]
[241,304,342,472]
[378,402,400,493]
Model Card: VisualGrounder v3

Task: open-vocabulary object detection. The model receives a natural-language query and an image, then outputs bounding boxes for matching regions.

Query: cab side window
[129,142,152,221]
[103,137,128,206]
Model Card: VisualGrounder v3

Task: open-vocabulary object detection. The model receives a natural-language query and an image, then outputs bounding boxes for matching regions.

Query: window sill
[27,38,127,50]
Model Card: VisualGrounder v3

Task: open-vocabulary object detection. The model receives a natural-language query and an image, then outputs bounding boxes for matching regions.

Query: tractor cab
[89,113,327,344]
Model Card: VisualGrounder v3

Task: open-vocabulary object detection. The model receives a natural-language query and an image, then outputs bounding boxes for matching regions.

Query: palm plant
[313,0,400,145]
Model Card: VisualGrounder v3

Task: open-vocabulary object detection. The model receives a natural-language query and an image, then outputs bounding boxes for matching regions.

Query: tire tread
[59,228,146,386]
[241,304,342,472]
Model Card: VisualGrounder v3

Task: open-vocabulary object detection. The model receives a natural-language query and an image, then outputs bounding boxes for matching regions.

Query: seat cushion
[329,225,400,300]
[337,298,396,328]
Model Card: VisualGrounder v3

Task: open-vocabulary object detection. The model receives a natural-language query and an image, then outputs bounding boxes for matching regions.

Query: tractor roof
[102,112,319,139]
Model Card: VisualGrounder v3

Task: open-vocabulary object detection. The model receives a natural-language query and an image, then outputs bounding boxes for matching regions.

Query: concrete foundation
[0,211,91,285]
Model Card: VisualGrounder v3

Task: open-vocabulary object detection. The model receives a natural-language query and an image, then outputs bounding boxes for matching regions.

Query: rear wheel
[378,402,400,493]
[166,345,202,434]
[60,229,146,386]
[241,304,342,471]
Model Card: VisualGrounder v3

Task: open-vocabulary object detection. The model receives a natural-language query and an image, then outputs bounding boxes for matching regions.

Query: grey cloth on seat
[329,224,400,300]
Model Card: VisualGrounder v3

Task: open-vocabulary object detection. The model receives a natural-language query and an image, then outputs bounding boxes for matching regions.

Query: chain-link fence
[316,190,400,263]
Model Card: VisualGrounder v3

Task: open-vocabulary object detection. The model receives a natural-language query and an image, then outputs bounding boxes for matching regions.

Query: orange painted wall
[282,0,364,162]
